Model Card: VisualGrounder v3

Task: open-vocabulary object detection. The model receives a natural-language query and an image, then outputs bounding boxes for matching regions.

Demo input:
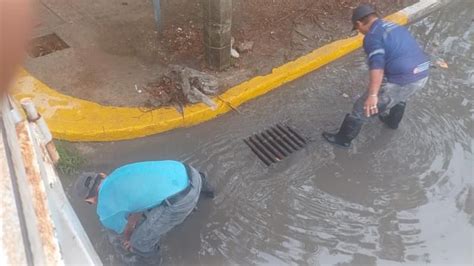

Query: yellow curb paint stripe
[13,12,408,142]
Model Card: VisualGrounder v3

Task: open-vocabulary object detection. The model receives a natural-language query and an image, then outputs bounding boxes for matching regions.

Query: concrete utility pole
[201,0,232,71]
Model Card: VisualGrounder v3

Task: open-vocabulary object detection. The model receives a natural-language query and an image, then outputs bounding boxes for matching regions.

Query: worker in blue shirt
[74,161,215,259]
[323,4,430,148]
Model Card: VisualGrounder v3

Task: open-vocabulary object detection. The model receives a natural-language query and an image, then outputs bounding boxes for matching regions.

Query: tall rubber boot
[199,172,215,198]
[322,114,363,148]
[379,102,406,129]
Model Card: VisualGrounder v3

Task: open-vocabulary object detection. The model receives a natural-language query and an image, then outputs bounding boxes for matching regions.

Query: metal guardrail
[0,96,102,265]
[0,106,28,265]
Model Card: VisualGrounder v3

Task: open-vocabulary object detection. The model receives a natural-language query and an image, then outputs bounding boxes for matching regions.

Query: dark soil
[141,76,186,112]
[138,0,416,108]
[158,0,417,93]
[28,0,416,107]
[161,24,203,60]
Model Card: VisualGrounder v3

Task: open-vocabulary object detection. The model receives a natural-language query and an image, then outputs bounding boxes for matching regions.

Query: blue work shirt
[97,161,189,234]
[363,19,430,85]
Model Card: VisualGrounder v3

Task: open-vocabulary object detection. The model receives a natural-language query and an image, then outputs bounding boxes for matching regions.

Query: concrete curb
[13,0,448,142]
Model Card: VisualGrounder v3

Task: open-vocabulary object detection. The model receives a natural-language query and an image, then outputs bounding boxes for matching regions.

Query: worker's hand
[364,95,379,117]
[122,239,133,252]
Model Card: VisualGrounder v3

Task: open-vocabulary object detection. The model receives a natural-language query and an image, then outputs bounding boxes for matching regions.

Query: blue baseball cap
[351,4,376,30]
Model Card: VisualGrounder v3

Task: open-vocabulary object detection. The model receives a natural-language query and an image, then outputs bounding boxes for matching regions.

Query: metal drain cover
[28,33,70,58]
[244,123,308,166]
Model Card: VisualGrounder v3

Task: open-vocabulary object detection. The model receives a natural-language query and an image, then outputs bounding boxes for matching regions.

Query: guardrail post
[20,98,59,164]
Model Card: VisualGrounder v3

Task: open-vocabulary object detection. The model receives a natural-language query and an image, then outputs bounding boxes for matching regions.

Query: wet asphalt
[64,1,473,265]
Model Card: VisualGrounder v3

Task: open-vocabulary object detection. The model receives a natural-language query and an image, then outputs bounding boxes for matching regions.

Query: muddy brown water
[63,1,473,265]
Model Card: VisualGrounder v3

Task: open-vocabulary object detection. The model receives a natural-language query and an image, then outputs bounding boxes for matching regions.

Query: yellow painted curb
[13,12,408,142]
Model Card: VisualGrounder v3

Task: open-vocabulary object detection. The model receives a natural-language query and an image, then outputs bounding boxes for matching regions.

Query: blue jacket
[97,161,189,233]
[363,19,430,85]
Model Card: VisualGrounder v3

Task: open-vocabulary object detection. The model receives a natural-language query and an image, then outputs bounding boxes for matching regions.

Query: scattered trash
[134,85,142,94]
[231,48,240,58]
[142,77,180,111]
[217,95,242,114]
[142,66,219,113]
[172,65,218,108]
[342,93,349,98]
[236,41,254,53]
[162,24,201,55]
[230,37,240,58]
[435,58,449,69]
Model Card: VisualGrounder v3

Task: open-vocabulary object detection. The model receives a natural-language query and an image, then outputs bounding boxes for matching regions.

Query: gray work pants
[350,77,428,122]
[121,166,203,256]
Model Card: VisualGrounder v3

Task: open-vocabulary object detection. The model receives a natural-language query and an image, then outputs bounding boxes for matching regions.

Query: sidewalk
[16,0,448,141]
[27,0,167,106]
[26,0,414,107]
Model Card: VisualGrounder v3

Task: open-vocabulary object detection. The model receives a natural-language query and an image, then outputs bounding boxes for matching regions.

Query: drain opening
[28,33,70,58]
[244,123,308,166]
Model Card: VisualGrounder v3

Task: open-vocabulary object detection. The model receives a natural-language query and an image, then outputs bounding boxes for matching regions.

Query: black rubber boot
[322,114,363,148]
[199,172,215,198]
[379,102,406,129]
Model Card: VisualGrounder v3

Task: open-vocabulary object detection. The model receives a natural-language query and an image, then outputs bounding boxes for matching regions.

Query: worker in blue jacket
[323,4,430,148]
[74,161,214,258]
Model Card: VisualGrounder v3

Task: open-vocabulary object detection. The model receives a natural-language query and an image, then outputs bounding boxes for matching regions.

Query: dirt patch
[161,24,203,59]
[158,0,417,97]
[26,0,417,107]
[142,76,186,112]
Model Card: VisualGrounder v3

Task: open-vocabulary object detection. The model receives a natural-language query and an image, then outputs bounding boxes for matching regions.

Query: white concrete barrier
[0,96,102,265]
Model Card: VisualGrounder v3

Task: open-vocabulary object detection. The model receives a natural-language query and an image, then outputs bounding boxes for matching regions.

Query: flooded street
[64,1,473,265]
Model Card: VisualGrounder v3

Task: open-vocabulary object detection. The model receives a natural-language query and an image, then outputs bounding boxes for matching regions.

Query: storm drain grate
[244,123,308,166]
[28,33,70,58]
